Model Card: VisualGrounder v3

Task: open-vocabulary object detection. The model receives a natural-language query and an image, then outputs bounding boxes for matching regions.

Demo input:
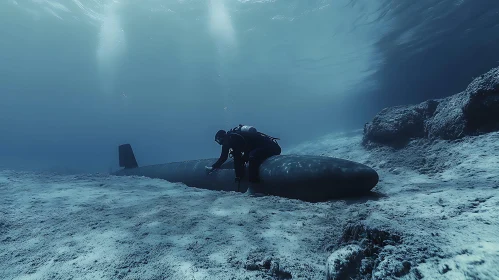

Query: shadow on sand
[343,191,388,205]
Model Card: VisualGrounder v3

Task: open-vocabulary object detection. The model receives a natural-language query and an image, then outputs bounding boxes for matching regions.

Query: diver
[205,124,281,194]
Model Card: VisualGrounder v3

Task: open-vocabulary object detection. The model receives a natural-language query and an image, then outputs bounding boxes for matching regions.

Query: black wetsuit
[211,130,281,183]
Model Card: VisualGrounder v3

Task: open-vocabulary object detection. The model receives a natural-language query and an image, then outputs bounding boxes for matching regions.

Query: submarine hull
[113,154,379,202]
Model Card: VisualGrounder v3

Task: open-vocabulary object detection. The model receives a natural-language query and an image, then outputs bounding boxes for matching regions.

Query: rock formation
[363,66,499,147]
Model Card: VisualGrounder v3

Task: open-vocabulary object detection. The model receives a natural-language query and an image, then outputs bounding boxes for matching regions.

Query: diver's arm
[211,144,229,169]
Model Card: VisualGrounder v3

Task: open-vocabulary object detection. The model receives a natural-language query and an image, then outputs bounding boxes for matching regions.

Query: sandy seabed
[1,130,498,279]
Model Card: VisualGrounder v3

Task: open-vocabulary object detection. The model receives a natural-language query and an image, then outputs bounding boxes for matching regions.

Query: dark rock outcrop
[243,254,292,279]
[425,92,468,140]
[363,100,439,147]
[326,244,364,280]
[326,224,410,280]
[363,66,499,147]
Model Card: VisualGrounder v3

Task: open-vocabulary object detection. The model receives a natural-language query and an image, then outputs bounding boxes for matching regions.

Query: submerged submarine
[112,144,379,202]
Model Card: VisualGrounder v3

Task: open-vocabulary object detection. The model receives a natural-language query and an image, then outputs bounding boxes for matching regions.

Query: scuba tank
[230,124,280,142]
[239,125,257,133]
[230,124,257,133]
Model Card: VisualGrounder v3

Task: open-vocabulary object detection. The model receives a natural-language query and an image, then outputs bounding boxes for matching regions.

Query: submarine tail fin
[119,144,139,169]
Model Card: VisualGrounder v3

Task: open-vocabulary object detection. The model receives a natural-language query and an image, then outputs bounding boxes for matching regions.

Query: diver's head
[215,130,226,145]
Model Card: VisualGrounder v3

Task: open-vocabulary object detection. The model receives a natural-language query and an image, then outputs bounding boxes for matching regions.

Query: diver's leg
[243,148,264,195]
[233,152,245,181]
[245,143,282,196]
[248,148,268,183]
[249,145,281,181]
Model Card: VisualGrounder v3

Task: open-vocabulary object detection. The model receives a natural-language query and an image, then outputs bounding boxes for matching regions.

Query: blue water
[1,0,498,173]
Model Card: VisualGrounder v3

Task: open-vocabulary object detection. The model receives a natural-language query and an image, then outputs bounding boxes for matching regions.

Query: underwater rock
[326,245,364,280]
[363,100,439,147]
[364,65,499,147]
[243,255,292,279]
[371,257,411,280]
[427,66,499,139]
[424,92,469,140]
[325,223,407,280]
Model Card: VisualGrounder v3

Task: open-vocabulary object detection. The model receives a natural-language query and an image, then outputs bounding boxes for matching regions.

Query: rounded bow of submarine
[258,155,380,201]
